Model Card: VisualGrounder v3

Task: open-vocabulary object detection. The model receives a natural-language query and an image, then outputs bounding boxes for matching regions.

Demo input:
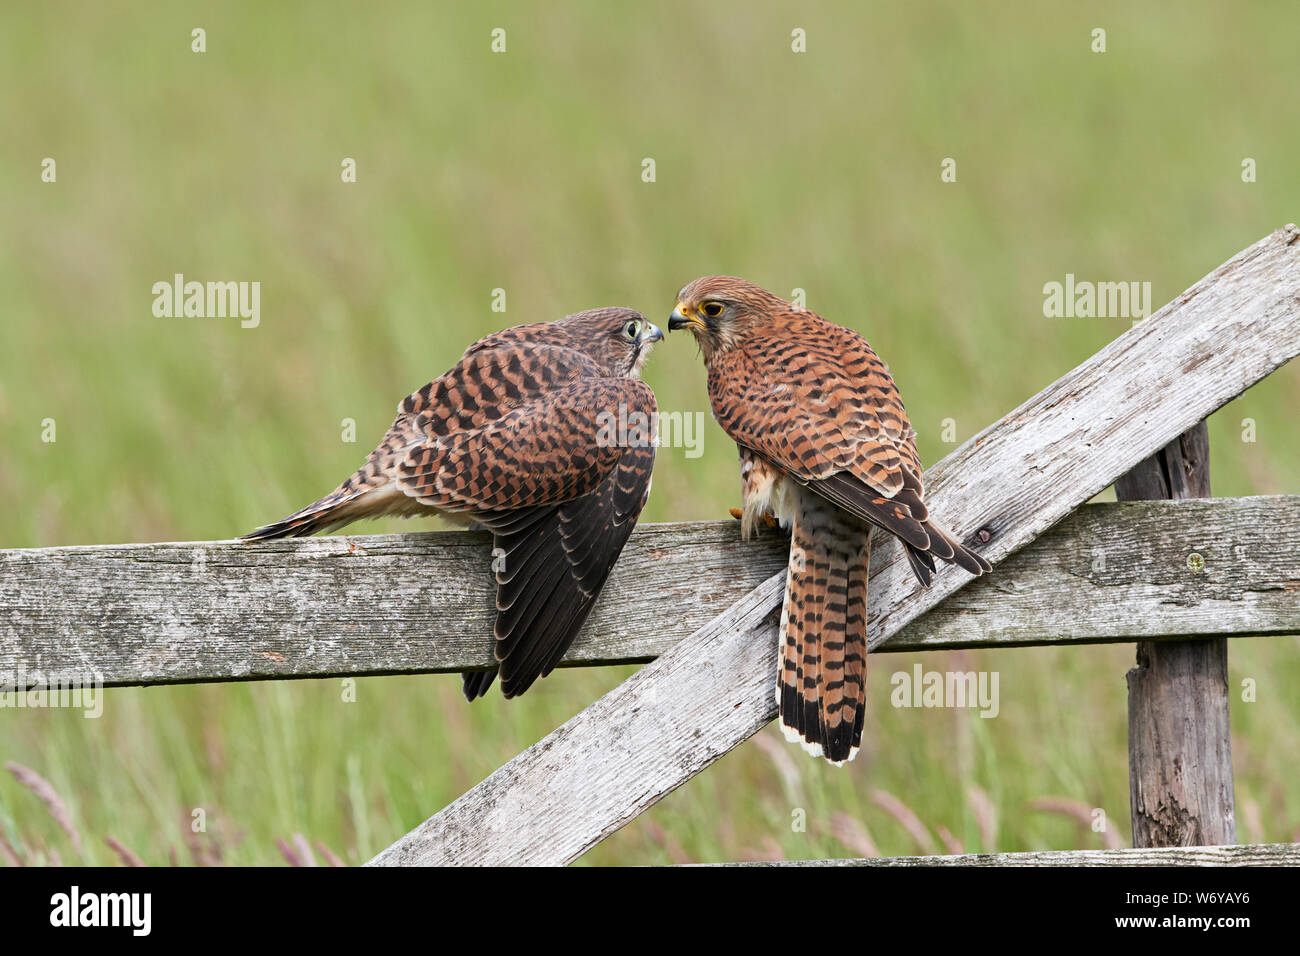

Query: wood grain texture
[718,842,1300,866]
[3,497,1298,686]
[371,573,787,866]
[1120,424,1237,847]
[0,522,786,685]
[369,226,1300,865]
[889,495,1300,649]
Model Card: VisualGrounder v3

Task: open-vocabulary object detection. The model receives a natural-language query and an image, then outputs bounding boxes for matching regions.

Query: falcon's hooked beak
[630,320,664,379]
[668,302,706,333]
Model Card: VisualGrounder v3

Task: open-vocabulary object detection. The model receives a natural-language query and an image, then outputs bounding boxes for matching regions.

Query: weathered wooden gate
[4,227,1300,866]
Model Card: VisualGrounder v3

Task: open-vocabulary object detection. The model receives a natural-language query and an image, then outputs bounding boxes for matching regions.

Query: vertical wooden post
[1116,422,1236,846]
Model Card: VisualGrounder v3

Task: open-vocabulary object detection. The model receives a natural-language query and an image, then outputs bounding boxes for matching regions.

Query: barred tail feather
[776,491,869,765]
[841,531,870,760]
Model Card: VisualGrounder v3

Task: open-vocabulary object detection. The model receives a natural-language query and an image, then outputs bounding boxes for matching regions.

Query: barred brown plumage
[669,276,991,763]
[243,307,664,700]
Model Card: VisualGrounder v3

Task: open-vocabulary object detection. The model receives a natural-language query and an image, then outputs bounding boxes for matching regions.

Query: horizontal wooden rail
[0,521,781,685]
[2,495,1297,685]
[717,842,1300,866]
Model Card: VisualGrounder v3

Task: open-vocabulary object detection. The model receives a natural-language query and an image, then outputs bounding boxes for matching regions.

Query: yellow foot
[728,507,778,528]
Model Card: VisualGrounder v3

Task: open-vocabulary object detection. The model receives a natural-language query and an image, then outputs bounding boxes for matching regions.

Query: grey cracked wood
[717,842,1300,866]
[887,495,1300,649]
[369,226,1300,866]
[1120,424,1237,847]
[0,522,787,685]
[3,497,1299,687]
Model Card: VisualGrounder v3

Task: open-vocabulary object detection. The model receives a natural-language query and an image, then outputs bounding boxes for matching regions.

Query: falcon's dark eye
[623,319,642,341]
[702,301,724,318]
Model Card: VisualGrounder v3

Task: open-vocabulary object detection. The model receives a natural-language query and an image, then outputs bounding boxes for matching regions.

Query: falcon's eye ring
[702,301,724,318]
[623,319,642,341]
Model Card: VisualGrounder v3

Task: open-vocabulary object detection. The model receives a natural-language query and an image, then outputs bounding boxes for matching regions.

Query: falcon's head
[668,276,788,361]
[557,307,664,379]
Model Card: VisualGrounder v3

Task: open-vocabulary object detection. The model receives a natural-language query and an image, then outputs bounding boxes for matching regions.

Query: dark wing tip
[948,538,992,576]
[460,669,497,701]
[905,545,935,587]
[807,472,932,551]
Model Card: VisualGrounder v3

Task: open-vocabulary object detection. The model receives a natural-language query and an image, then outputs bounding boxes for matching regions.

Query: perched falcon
[244,308,663,700]
[668,277,990,764]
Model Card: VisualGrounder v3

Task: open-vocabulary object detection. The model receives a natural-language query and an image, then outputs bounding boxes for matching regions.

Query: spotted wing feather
[244,325,659,701]
[463,382,656,697]
[707,314,989,582]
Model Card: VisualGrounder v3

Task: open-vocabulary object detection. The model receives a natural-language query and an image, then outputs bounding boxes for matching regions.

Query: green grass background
[1,1,1297,865]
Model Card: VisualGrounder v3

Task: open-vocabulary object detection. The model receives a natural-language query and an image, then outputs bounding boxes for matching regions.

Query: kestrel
[669,277,990,763]
[244,308,663,700]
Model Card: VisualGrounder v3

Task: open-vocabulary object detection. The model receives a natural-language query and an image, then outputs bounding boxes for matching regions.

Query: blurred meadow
[2,1,1298,865]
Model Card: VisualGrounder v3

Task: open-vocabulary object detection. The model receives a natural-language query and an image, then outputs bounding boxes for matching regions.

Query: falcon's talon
[728,505,775,526]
